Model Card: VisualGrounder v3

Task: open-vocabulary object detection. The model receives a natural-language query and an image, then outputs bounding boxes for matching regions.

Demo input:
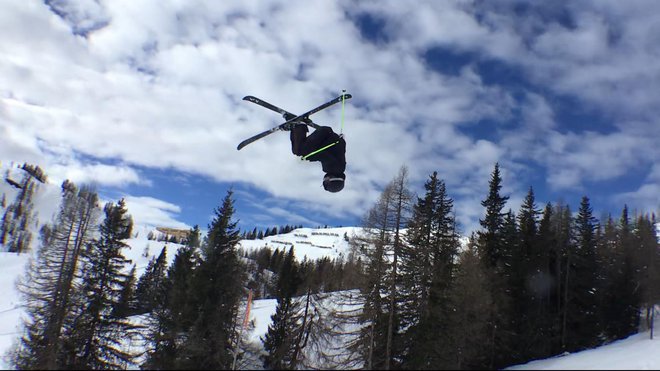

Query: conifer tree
[11,181,99,369]
[356,166,412,370]
[62,199,139,369]
[400,171,459,369]
[553,202,574,351]
[478,163,509,270]
[477,163,513,368]
[513,187,544,360]
[446,235,493,369]
[537,203,562,355]
[178,190,246,369]
[113,265,138,318]
[143,226,201,369]
[565,196,600,351]
[135,246,168,313]
[263,247,302,369]
[633,213,660,331]
[1,164,46,252]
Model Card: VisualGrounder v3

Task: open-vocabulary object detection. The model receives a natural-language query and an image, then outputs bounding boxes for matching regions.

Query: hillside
[3,226,660,370]
[238,226,358,262]
[2,161,659,369]
[0,223,356,368]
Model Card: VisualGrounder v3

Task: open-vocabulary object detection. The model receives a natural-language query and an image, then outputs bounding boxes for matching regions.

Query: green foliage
[10,181,99,369]
[263,247,302,370]
[135,246,168,313]
[61,199,139,369]
[176,190,247,369]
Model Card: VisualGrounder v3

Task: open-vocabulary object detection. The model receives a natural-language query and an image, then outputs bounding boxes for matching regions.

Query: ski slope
[236,293,660,370]
[506,330,660,370]
[237,226,358,262]
[2,234,660,369]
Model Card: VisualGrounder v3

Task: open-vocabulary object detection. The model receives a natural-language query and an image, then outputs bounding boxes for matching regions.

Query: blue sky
[1,1,658,234]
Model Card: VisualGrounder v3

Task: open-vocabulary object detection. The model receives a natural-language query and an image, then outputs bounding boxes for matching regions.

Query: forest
[1,162,658,370]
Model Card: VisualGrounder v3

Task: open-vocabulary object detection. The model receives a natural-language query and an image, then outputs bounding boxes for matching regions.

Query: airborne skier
[238,93,351,193]
[287,123,346,193]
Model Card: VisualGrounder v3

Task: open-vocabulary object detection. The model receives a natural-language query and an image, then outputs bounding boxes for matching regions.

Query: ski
[236,123,291,150]
[278,93,351,128]
[237,93,352,150]
[243,96,301,122]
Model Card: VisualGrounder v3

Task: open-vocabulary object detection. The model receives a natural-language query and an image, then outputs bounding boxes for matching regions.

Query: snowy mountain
[238,227,357,262]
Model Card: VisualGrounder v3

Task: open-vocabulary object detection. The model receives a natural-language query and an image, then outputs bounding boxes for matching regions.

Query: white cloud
[121,195,189,229]
[2,1,658,234]
[48,162,148,188]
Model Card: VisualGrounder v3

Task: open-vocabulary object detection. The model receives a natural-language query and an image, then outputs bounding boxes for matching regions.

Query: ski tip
[242,95,255,101]
[342,93,352,100]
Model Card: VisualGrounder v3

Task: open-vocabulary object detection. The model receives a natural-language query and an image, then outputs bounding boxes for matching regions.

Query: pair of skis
[237,92,352,150]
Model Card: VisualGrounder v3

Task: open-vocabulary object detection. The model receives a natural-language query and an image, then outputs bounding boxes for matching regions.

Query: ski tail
[237,126,282,150]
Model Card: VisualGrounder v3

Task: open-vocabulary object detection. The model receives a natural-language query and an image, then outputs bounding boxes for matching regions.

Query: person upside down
[287,123,346,193]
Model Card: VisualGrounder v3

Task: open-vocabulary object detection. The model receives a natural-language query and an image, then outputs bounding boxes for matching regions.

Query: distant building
[155,227,189,243]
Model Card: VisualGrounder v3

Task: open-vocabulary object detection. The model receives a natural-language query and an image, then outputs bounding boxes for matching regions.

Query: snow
[2,160,659,369]
[507,332,660,370]
[237,226,360,262]
[0,253,30,368]
[3,237,660,370]
[2,245,660,370]
[247,298,278,344]
[240,293,660,370]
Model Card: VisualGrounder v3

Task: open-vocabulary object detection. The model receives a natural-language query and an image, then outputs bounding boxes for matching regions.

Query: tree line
[1,163,47,253]
[6,178,250,369]
[322,164,659,370]
[242,246,363,300]
[241,225,304,240]
[3,163,658,370]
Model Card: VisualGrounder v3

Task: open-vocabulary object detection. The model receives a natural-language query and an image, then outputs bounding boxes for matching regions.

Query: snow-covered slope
[244,296,660,370]
[0,227,184,369]
[507,325,660,370]
[238,226,360,262]
[0,252,30,367]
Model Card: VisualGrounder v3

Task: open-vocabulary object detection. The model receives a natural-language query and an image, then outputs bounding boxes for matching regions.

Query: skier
[287,123,346,193]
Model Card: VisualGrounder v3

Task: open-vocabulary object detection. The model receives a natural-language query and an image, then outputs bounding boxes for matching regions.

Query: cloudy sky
[1,0,658,234]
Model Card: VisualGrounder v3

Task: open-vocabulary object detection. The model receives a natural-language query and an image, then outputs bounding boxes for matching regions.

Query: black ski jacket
[291,125,346,176]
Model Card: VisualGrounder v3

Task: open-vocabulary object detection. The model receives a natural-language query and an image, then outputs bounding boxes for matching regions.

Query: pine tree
[633,213,660,332]
[477,163,514,368]
[113,265,138,318]
[537,203,562,355]
[135,246,168,313]
[143,226,201,369]
[10,181,99,369]
[446,234,493,369]
[478,163,510,271]
[178,190,246,369]
[400,171,459,369]
[513,187,545,360]
[565,196,600,351]
[263,247,302,369]
[61,199,139,369]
